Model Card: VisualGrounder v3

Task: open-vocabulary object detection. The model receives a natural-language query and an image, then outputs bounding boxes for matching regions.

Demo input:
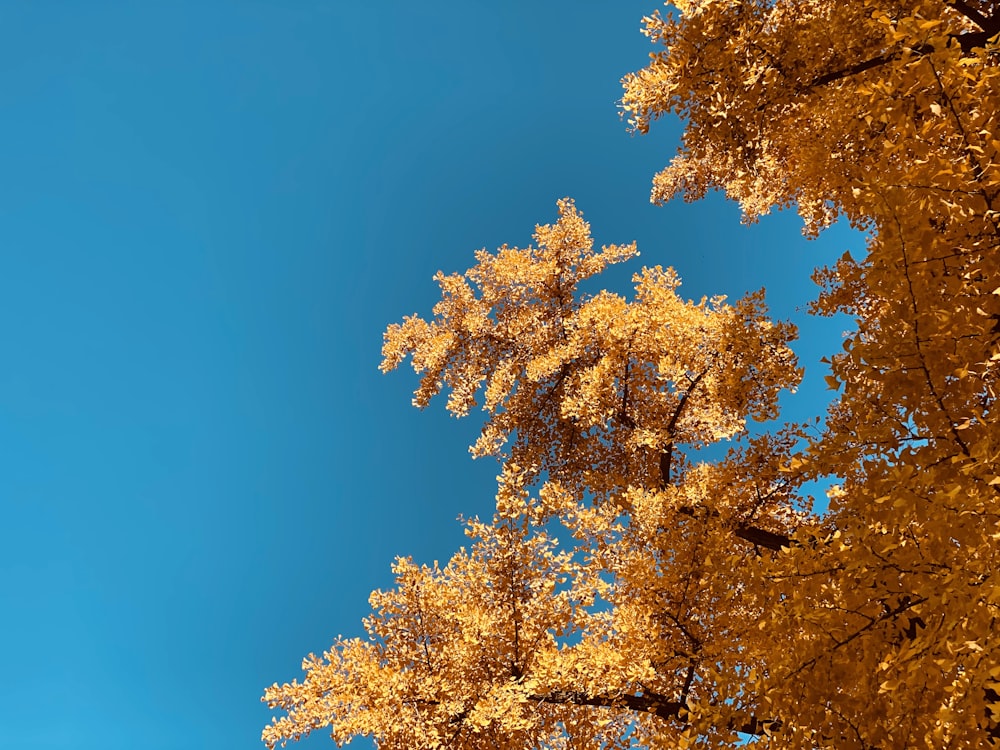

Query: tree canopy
[263,1,1000,747]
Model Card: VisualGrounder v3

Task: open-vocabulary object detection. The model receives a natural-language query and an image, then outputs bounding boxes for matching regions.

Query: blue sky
[0,3,861,748]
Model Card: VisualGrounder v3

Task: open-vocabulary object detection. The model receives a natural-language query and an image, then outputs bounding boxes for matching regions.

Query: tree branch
[810,16,999,90]
[529,689,684,720]
[811,45,933,88]
[676,505,795,551]
[528,689,776,735]
[947,0,995,31]
[659,369,710,488]
[955,27,1000,52]
[734,525,792,551]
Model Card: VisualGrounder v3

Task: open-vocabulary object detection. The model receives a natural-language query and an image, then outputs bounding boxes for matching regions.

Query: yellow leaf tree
[264,1,1000,747]
[264,200,807,748]
[620,0,1000,745]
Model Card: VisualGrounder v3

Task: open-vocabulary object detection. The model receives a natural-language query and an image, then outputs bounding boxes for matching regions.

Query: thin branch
[660,368,710,488]
[811,49,922,88]
[810,18,998,90]
[780,596,928,684]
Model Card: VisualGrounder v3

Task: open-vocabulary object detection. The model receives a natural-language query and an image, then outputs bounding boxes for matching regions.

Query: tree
[263,1,1000,747]
[620,0,1000,745]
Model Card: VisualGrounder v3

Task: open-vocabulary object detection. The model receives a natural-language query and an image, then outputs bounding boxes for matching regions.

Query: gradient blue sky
[0,3,861,749]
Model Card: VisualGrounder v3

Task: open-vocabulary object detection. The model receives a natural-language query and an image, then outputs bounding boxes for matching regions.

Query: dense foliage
[264,1,1000,747]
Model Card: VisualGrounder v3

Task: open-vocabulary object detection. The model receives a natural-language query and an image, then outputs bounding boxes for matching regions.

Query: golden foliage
[381,200,799,514]
[622,0,1000,745]
[265,201,805,748]
[265,1,1000,747]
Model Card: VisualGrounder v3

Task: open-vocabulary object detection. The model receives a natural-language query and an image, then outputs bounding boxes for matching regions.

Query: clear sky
[0,3,861,749]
